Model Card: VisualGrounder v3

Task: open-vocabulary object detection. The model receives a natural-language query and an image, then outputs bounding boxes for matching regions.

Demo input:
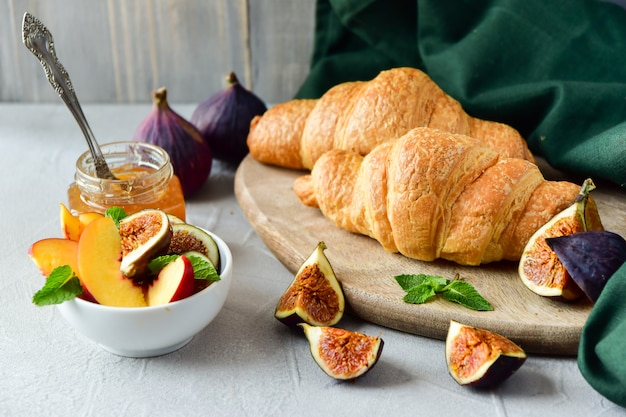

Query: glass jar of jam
[68,142,186,220]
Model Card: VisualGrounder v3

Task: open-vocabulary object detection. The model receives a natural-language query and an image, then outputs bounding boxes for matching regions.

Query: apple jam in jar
[68,142,186,220]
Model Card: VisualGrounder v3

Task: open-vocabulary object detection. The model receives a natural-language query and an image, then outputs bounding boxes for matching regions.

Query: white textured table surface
[1,104,623,417]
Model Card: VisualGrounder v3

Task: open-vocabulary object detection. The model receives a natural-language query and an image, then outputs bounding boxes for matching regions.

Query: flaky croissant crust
[248,67,534,170]
[294,127,580,266]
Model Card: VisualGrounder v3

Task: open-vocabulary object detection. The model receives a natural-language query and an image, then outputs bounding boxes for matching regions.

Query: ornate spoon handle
[22,12,116,180]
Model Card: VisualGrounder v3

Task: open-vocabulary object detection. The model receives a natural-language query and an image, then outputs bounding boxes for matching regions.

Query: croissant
[247,67,534,170]
[293,127,580,266]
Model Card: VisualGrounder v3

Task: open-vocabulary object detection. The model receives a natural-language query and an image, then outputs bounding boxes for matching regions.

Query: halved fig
[446,320,527,388]
[299,323,383,380]
[167,223,220,270]
[546,230,626,302]
[167,214,186,225]
[518,178,604,301]
[275,242,345,327]
[119,209,172,278]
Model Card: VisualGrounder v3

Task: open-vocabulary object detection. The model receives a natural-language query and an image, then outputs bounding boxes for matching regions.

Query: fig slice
[275,242,345,327]
[299,323,384,380]
[167,223,220,271]
[119,209,172,278]
[518,178,604,301]
[546,230,626,302]
[446,320,527,388]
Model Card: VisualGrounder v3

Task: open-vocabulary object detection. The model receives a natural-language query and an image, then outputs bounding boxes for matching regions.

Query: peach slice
[60,203,104,241]
[78,217,147,307]
[29,238,79,277]
[78,211,103,229]
[28,237,97,302]
[146,255,195,306]
[60,203,82,241]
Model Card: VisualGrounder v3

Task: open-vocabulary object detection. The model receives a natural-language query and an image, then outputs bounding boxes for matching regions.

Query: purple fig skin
[462,355,527,389]
[191,72,267,165]
[546,230,626,302]
[135,87,212,197]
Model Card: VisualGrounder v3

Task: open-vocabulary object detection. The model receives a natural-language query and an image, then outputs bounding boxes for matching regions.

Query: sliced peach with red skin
[78,217,147,307]
[147,255,195,306]
[28,237,97,302]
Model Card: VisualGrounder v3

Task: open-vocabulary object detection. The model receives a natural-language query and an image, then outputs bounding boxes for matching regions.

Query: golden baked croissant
[293,127,580,266]
[248,67,534,170]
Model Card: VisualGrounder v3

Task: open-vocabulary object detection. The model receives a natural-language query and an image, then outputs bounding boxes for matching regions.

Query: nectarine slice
[60,203,82,241]
[147,255,195,306]
[78,217,147,307]
[78,212,103,229]
[29,238,79,277]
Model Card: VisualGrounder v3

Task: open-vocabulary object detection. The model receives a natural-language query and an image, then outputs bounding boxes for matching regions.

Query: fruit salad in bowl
[28,204,232,357]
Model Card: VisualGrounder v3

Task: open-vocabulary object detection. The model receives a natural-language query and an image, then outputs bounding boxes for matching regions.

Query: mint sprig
[148,254,221,281]
[394,273,493,311]
[186,254,220,281]
[148,254,180,275]
[105,206,128,227]
[32,265,83,306]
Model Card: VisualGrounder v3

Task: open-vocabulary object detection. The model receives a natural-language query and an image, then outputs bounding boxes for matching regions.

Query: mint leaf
[395,272,493,311]
[148,254,179,275]
[395,274,449,291]
[105,206,128,227]
[32,265,83,306]
[187,255,220,281]
[441,280,494,311]
[403,284,437,304]
[395,274,430,290]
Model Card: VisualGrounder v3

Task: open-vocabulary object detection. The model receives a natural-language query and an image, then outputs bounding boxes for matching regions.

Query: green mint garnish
[394,273,493,311]
[187,255,220,281]
[32,265,83,306]
[105,206,128,227]
[148,254,180,275]
[147,254,220,281]
[441,280,493,311]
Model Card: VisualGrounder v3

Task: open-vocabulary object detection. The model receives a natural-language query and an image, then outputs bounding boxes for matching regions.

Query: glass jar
[68,142,186,220]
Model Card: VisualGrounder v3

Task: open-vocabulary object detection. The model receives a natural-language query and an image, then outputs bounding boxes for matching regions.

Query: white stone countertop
[1,104,623,417]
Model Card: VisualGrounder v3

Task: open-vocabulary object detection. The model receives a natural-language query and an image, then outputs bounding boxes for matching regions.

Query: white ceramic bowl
[56,230,233,358]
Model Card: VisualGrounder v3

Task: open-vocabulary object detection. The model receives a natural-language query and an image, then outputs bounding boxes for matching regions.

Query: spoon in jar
[22,12,117,180]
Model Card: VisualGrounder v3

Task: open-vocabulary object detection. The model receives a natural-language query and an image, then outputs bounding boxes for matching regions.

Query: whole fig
[546,230,626,302]
[191,72,267,165]
[135,87,212,197]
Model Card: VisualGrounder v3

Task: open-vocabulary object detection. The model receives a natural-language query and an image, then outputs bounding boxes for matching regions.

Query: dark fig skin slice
[299,323,384,380]
[546,230,626,302]
[446,321,527,388]
[275,242,345,327]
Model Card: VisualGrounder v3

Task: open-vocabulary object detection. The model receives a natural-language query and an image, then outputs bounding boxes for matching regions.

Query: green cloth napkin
[579,261,626,407]
[295,0,626,189]
[295,0,626,407]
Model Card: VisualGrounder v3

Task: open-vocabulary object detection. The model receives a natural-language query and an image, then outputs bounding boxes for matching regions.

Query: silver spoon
[22,12,117,180]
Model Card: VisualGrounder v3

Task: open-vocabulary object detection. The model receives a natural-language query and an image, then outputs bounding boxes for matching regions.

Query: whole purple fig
[134,87,212,197]
[191,72,267,165]
[546,230,626,302]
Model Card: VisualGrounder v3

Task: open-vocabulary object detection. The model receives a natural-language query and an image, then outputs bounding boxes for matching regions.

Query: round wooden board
[234,155,626,355]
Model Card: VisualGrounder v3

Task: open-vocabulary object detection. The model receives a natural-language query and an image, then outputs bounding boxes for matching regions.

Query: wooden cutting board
[234,155,626,355]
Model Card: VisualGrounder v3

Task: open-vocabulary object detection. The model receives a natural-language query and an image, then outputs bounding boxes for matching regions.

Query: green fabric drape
[295,0,626,407]
[296,0,626,188]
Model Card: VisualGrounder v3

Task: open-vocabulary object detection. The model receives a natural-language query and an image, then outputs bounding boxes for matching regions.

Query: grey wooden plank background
[0,1,315,105]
